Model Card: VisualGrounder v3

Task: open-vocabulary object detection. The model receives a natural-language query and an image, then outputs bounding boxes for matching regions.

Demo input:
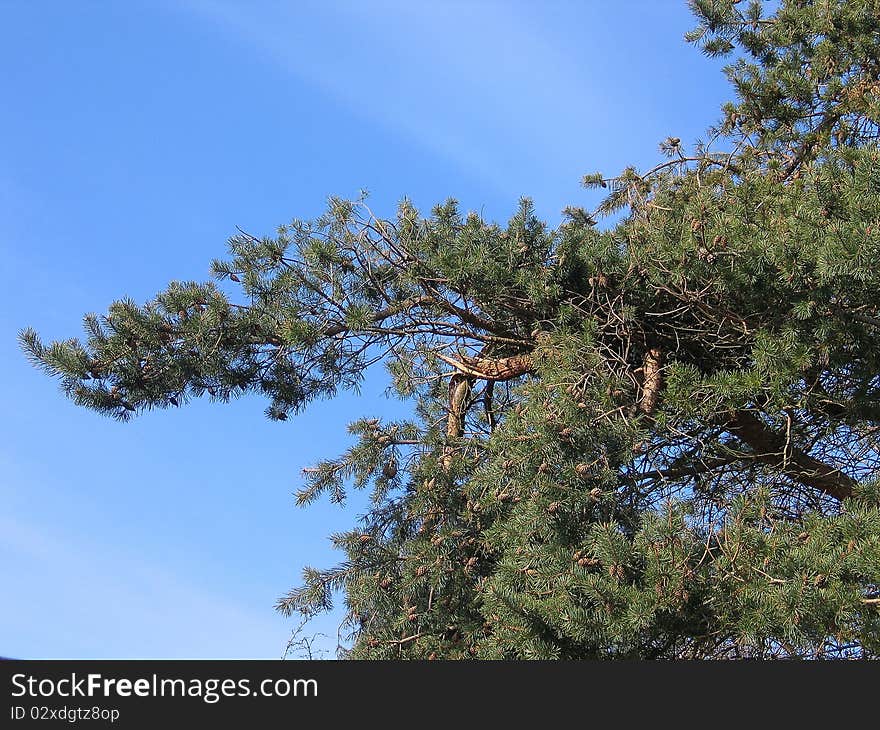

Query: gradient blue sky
[1,1,731,658]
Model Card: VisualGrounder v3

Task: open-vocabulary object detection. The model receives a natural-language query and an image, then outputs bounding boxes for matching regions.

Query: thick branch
[639,347,664,415]
[435,352,534,382]
[441,373,472,473]
[447,374,472,440]
[727,410,856,500]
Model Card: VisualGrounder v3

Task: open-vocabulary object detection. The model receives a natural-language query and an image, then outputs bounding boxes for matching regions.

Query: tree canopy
[22,0,880,658]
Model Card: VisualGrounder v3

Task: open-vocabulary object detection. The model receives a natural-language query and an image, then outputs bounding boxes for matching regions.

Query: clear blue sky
[0,1,731,658]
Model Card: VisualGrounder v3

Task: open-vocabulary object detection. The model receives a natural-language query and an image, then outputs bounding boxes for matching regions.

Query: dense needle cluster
[22,0,880,658]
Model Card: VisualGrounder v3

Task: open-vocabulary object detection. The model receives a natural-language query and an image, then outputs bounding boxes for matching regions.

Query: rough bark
[435,352,534,381]
[639,347,664,415]
[441,373,472,473]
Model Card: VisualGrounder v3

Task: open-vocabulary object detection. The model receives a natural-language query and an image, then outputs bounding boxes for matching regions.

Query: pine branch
[638,347,664,415]
[727,410,856,500]
[434,352,535,382]
[321,295,434,337]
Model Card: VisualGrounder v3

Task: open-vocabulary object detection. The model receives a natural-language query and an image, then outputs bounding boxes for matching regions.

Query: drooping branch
[727,410,856,501]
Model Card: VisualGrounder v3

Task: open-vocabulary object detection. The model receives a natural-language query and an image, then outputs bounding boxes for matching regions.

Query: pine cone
[382,459,398,479]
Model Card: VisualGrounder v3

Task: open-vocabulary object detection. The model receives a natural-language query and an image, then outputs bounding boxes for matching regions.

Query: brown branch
[441,373,472,473]
[435,352,534,382]
[447,374,472,440]
[727,410,856,500]
[779,109,843,181]
[431,295,506,336]
[435,352,533,472]
[321,295,433,338]
[639,347,664,415]
[484,380,496,432]
[632,455,738,485]
[848,311,880,329]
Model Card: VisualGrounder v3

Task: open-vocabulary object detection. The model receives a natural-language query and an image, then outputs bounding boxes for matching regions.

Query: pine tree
[21,0,880,658]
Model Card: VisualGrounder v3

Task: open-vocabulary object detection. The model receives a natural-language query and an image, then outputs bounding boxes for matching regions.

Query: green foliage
[21,0,880,658]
